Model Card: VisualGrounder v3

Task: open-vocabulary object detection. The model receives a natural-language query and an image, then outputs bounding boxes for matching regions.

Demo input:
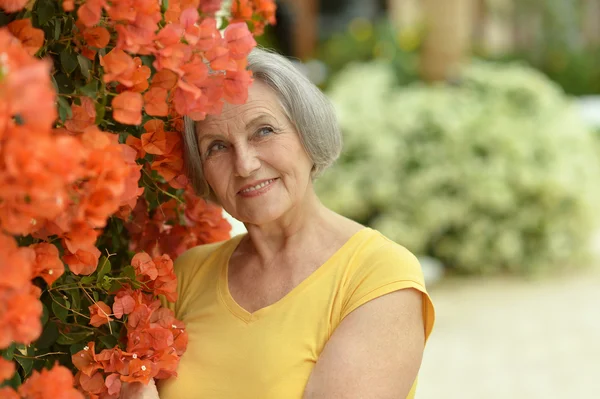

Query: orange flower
[77,370,105,396]
[150,69,178,90]
[223,69,253,104]
[0,387,19,399]
[100,48,136,86]
[0,357,15,382]
[205,45,237,71]
[105,373,122,396]
[89,301,113,327]
[0,0,28,13]
[62,222,99,254]
[7,19,44,56]
[120,358,154,384]
[63,0,75,12]
[125,135,147,159]
[0,233,34,290]
[63,247,101,275]
[65,96,96,133]
[0,287,43,348]
[77,0,106,27]
[224,22,256,60]
[131,252,158,280]
[96,347,133,375]
[82,26,110,49]
[130,58,151,92]
[30,243,64,286]
[143,87,169,116]
[113,291,136,319]
[112,91,143,125]
[141,128,180,156]
[72,342,102,377]
[18,364,84,399]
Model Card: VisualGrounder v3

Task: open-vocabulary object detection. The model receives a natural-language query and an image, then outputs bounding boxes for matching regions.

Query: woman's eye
[256,126,274,137]
[207,142,226,155]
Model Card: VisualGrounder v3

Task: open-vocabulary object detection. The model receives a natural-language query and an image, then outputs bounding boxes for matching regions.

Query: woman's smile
[237,178,280,198]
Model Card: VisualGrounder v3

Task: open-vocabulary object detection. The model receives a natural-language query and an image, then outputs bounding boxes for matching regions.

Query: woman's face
[196,80,314,225]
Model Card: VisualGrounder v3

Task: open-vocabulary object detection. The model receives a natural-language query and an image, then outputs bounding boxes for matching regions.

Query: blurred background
[227,0,600,397]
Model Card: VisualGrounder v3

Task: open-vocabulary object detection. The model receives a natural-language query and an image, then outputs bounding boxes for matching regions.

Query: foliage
[0,0,275,398]
[318,60,600,275]
[316,17,420,88]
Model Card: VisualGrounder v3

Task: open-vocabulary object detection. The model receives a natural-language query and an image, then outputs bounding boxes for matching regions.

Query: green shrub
[318,60,600,275]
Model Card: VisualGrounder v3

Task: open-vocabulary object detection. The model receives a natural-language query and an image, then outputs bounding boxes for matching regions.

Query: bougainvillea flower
[0,233,34,290]
[141,128,180,155]
[151,156,184,183]
[82,26,110,49]
[100,49,137,86]
[113,291,136,319]
[62,222,99,254]
[223,69,253,104]
[150,68,178,90]
[77,0,106,27]
[120,358,155,384]
[224,22,256,59]
[0,0,28,13]
[105,373,122,396]
[30,242,64,286]
[130,57,151,92]
[62,0,74,12]
[65,96,96,133]
[89,301,113,327]
[7,19,44,56]
[77,370,106,395]
[205,45,237,71]
[63,247,101,275]
[0,357,15,382]
[0,288,42,348]
[72,342,102,377]
[95,348,129,375]
[0,387,19,399]
[193,17,220,51]
[131,252,158,280]
[112,91,143,125]
[144,87,169,116]
[125,135,147,159]
[151,350,179,379]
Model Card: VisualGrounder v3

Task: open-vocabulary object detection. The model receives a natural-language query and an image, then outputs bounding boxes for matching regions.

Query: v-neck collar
[217,228,371,324]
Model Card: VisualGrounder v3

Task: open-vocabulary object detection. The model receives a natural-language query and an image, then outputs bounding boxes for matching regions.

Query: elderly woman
[127,48,435,399]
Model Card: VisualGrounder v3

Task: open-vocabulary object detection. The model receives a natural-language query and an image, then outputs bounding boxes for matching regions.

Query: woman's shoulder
[173,234,244,274]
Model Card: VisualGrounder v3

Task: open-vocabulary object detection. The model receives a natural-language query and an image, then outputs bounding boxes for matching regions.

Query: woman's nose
[234,145,261,177]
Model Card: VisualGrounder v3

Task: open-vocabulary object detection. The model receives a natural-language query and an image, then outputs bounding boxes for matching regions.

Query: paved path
[417,267,600,399]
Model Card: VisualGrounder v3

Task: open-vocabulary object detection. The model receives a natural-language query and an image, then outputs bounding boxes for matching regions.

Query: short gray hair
[182,47,342,198]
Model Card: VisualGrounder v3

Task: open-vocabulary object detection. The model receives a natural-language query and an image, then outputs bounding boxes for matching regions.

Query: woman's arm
[303,289,425,399]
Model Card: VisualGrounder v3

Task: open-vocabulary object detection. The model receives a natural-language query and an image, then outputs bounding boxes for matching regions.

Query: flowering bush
[319,60,600,275]
[0,0,274,397]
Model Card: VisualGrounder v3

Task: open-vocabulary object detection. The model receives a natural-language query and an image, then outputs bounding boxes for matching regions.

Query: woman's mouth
[238,178,278,196]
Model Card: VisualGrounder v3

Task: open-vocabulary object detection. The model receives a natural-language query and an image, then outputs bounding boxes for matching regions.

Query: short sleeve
[159,242,225,318]
[340,240,435,343]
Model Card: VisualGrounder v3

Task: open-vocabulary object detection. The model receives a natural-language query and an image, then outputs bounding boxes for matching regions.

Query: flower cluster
[0,0,275,395]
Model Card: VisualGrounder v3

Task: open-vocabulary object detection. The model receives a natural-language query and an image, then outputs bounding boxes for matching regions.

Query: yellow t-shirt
[159,228,435,399]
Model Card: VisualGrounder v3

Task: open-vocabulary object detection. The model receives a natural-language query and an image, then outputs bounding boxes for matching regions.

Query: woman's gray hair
[182,47,342,198]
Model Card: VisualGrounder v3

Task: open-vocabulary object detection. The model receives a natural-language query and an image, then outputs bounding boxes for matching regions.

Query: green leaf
[51,295,70,323]
[57,96,72,122]
[36,322,59,349]
[1,343,17,361]
[97,256,112,283]
[98,335,118,349]
[15,347,34,377]
[70,289,81,312]
[40,303,49,327]
[53,20,61,40]
[95,101,106,124]
[92,291,99,302]
[36,0,57,26]
[78,55,92,79]
[54,73,75,94]
[70,342,87,355]
[80,276,95,284]
[79,80,98,97]
[60,49,79,74]
[122,265,136,281]
[0,368,20,389]
[57,331,93,345]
